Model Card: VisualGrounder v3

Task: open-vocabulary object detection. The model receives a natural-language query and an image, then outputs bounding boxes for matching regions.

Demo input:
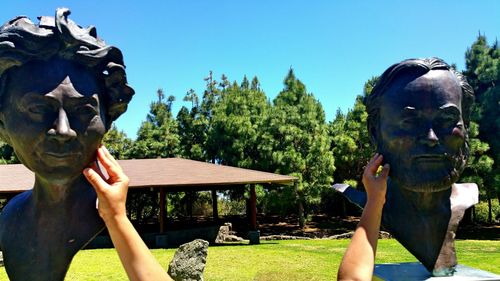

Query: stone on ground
[168,239,209,281]
[215,222,244,243]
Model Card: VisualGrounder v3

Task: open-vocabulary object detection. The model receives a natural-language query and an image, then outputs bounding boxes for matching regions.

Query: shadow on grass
[253,271,323,281]
[210,242,278,247]
[456,224,500,240]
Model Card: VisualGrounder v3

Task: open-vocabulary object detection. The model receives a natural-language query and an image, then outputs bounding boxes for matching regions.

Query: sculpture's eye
[74,104,98,116]
[435,113,460,129]
[68,103,100,127]
[27,104,54,116]
[435,107,462,129]
[400,117,421,129]
[20,94,58,120]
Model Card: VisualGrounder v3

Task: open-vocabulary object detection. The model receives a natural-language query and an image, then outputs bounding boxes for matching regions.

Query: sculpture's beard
[380,142,468,193]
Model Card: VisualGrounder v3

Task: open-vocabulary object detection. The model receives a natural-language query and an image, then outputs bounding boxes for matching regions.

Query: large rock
[215,222,244,243]
[168,239,209,281]
[215,223,230,243]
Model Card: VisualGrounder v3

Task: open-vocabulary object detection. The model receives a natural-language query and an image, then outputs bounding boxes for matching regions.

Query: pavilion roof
[0,158,297,194]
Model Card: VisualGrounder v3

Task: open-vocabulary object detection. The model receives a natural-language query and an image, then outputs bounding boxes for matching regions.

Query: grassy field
[0,239,499,280]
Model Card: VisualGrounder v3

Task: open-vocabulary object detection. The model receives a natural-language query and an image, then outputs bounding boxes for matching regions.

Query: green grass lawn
[0,239,499,280]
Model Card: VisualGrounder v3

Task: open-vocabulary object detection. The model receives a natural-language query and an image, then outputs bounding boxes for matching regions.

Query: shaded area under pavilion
[0,158,297,246]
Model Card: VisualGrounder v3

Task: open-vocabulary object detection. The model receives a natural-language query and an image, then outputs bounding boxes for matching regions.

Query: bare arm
[83,146,173,281]
[337,153,390,281]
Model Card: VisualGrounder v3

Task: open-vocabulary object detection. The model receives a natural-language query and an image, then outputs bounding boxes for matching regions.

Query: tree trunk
[488,196,492,224]
[211,189,218,221]
[246,198,251,221]
[159,187,166,233]
[294,182,305,229]
[249,185,257,231]
[462,207,473,225]
[340,197,347,219]
[187,191,194,220]
[298,198,305,229]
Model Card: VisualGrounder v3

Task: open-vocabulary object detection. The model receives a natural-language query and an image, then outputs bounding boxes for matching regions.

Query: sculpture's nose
[420,127,439,147]
[47,108,77,142]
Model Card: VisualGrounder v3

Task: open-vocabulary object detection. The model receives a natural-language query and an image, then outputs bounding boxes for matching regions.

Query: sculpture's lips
[413,154,446,162]
[44,151,81,159]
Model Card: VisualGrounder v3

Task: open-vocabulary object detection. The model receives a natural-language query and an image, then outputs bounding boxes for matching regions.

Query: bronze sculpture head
[0,8,133,281]
[0,8,134,144]
[336,58,478,276]
[365,58,474,193]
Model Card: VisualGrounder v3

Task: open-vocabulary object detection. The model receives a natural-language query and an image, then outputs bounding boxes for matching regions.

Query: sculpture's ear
[367,119,379,150]
[0,114,12,145]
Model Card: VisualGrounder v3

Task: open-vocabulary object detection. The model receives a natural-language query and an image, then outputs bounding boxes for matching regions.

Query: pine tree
[201,71,222,163]
[102,124,133,159]
[464,35,500,219]
[177,89,207,161]
[261,69,335,228]
[208,76,270,169]
[0,140,18,164]
[128,88,180,159]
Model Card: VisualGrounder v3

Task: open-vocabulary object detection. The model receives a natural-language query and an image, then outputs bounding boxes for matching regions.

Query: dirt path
[252,215,500,240]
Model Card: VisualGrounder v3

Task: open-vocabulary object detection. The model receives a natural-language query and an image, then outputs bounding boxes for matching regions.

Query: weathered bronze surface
[0,8,134,281]
[338,58,478,276]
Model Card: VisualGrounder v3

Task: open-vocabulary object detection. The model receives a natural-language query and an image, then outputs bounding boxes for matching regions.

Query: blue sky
[2,1,500,139]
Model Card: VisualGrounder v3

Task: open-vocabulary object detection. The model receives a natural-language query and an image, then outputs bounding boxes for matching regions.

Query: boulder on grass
[215,223,231,243]
[168,239,209,281]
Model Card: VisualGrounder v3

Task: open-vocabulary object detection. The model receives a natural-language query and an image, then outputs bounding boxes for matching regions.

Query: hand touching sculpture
[362,154,390,206]
[84,147,173,281]
[85,146,129,221]
[338,154,389,280]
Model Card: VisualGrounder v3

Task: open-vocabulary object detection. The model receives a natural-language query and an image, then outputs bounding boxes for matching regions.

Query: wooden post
[211,189,219,221]
[159,187,166,233]
[249,185,257,231]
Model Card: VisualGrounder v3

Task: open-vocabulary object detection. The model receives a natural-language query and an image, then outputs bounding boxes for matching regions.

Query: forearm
[338,201,384,280]
[104,215,172,281]
[84,147,173,281]
[357,201,384,256]
[338,154,389,280]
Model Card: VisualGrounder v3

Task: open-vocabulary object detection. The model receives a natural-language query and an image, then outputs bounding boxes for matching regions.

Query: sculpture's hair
[0,8,134,127]
[365,57,474,146]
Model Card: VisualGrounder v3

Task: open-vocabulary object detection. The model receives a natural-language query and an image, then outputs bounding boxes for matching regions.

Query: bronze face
[0,9,135,281]
[377,70,467,192]
[0,58,106,182]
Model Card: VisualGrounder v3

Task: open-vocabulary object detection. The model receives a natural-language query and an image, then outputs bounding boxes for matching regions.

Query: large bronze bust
[0,9,134,280]
[337,58,478,276]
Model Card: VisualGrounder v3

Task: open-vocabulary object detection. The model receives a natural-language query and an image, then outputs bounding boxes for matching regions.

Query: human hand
[83,146,129,223]
[362,153,390,206]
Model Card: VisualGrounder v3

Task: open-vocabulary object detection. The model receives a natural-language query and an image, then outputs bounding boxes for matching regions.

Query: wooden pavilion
[0,158,297,246]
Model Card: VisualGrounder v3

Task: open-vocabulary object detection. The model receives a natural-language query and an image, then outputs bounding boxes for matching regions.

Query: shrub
[474,199,500,223]
[261,186,297,216]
